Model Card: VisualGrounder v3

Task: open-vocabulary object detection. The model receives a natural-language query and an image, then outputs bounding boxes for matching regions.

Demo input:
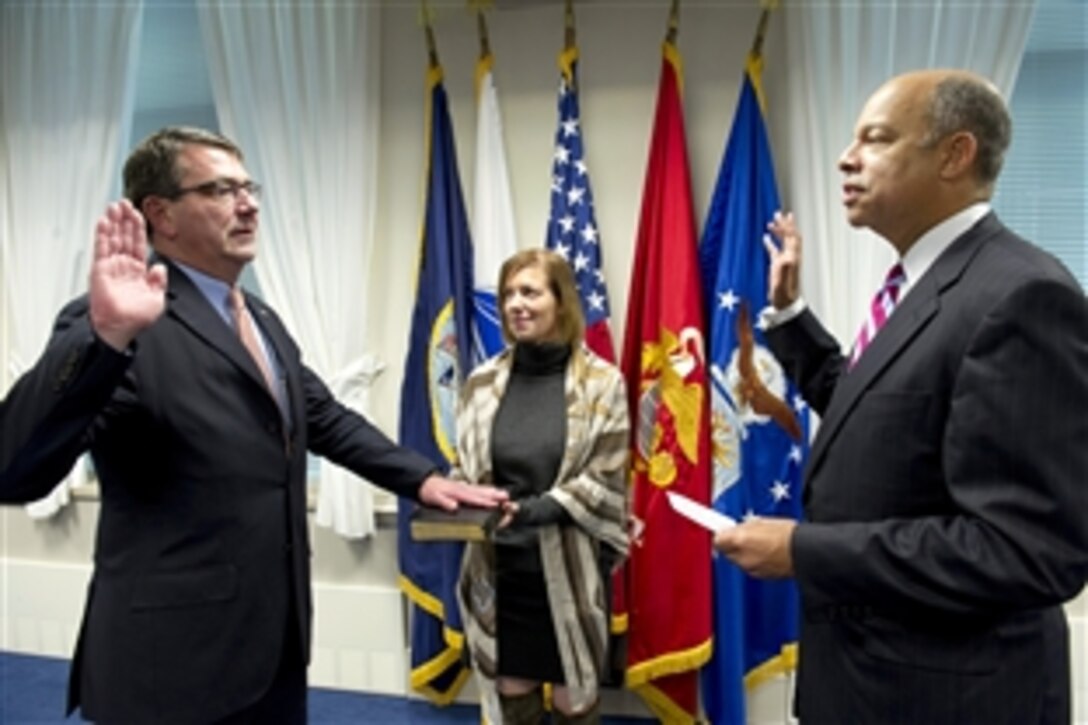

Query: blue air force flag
[698,53,809,725]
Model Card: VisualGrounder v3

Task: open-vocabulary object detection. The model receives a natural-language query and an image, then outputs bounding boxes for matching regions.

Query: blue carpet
[0,652,652,723]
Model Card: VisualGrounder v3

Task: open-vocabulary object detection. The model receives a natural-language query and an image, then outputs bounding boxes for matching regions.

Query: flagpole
[472,0,492,100]
[476,6,490,60]
[420,0,439,69]
[748,0,778,112]
[467,0,493,61]
[663,0,683,96]
[665,0,679,45]
[564,0,575,51]
[750,0,778,58]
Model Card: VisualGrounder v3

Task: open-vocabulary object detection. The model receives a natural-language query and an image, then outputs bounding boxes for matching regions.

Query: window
[995,0,1087,288]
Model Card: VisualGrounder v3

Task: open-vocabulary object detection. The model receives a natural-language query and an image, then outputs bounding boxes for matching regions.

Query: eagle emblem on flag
[635,327,706,488]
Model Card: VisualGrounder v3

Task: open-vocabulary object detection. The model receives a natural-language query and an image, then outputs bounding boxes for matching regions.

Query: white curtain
[780,1,1036,343]
[197,2,383,538]
[0,0,143,517]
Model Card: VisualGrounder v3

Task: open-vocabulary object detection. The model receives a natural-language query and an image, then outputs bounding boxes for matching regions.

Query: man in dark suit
[0,126,506,724]
[714,70,1088,723]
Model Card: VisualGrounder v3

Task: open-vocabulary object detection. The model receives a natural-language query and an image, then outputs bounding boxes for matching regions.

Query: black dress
[491,342,573,683]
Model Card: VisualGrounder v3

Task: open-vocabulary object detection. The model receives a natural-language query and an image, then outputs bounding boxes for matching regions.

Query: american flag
[545,58,615,361]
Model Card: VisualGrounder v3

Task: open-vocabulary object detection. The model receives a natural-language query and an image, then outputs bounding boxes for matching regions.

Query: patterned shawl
[453,346,630,721]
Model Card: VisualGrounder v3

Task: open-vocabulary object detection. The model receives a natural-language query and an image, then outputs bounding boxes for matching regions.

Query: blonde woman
[456,249,630,724]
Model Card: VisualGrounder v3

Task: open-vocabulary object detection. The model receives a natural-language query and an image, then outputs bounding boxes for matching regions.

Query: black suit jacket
[1,258,435,723]
[0,330,129,493]
[767,214,1088,724]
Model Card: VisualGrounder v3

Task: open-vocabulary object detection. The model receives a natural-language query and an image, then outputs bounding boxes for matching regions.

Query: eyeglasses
[171,178,262,202]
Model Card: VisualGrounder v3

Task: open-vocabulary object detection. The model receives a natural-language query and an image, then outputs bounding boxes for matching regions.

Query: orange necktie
[229,286,277,392]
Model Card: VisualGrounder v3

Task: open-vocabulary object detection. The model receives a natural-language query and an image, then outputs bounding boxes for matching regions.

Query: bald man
[715,70,1088,723]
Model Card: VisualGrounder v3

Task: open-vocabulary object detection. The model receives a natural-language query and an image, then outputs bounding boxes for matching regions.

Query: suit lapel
[805,214,1002,480]
[804,283,939,479]
[161,258,278,400]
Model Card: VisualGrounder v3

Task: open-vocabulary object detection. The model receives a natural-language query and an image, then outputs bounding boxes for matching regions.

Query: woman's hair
[497,248,585,346]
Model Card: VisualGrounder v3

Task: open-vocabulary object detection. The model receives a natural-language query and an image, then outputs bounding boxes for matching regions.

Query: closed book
[409,505,502,542]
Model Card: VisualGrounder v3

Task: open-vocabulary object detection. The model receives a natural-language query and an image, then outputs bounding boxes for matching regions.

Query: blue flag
[396,62,476,705]
[699,53,809,725]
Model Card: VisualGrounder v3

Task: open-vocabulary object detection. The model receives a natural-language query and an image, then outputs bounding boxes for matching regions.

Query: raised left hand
[763,210,802,310]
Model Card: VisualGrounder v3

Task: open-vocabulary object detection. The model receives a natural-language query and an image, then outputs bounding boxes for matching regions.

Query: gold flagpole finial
[750,0,778,58]
[665,0,680,45]
[419,0,439,68]
[564,0,576,51]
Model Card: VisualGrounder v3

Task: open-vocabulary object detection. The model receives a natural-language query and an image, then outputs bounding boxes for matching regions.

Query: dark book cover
[409,505,502,542]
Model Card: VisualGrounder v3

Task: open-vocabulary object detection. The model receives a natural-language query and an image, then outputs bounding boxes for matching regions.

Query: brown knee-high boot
[499,688,546,725]
[552,700,601,725]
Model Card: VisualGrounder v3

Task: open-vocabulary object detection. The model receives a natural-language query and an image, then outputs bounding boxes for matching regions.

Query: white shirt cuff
[759,297,807,330]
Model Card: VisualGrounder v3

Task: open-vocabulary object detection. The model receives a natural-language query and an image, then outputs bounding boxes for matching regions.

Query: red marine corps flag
[621,5,713,722]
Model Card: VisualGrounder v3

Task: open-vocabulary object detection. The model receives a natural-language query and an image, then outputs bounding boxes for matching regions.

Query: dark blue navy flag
[698,53,809,725]
[396,61,476,705]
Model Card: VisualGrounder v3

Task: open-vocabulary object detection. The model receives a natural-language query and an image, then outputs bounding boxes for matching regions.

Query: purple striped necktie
[848,262,906,370]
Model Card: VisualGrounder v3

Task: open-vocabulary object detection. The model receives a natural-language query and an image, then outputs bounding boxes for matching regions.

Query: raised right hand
[763,210,802,310]
[89,200,168,351]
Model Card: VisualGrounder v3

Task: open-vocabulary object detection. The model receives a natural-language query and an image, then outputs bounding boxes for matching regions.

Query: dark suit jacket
[767,214,1088,724]
[1,258,435,724]
[0,332,128,493]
